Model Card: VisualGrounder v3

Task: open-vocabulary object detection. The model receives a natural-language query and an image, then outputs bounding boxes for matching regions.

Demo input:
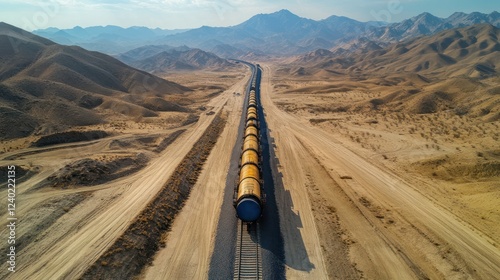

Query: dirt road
[260,64,500,279]
[5,72,250,280]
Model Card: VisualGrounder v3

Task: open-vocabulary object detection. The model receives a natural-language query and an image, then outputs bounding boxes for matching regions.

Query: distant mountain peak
[413,12,442,22]
[418,12,435,17]
[274,9,295,15]
[253,9,302,20]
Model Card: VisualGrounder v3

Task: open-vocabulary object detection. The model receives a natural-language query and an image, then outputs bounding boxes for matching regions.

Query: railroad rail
[233,221,262,279]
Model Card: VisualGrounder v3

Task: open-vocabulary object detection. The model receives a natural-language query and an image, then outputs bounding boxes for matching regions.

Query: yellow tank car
[237,178,261,198]
[248,102,257,109]
[239,164,260,183]
[247,112,258,121]
[240,149,259,167]
[246,119,258,128]
[245,126,258,138]
[242,135,259,152]
[247,107,257,115]
[236,177,262,221]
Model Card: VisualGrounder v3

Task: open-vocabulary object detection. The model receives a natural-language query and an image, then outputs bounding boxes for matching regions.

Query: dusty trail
[140,71,248,279]
[7,73,249,280]
[260,64,500,279]
[268,124,329,279]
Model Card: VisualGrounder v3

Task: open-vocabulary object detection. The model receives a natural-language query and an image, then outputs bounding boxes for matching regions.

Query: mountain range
[34,10,499,57]
[0,22,190,140]
[364,11,500,43]
[33,25,189,54]
[280,23,500,120]
[289,24,500,79]
[3,9,500,140]
[115,45,235,72]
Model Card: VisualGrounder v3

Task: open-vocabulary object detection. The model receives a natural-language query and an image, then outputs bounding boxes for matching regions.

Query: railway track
[232,63,264,279]
[233,221,262,279]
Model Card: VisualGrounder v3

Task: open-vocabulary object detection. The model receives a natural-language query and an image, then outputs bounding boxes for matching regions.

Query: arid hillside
[0,22,191,140]
[289,23,500,77]
[279,24,500,121]
[122,47,236,73]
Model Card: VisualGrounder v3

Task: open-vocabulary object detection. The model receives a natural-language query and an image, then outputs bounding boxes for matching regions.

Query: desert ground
[1,61,499,279]
[0,68,248,279]
[261,62,500,279]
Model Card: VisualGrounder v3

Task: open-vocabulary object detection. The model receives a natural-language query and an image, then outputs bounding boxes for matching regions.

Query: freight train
[233,70,265,222]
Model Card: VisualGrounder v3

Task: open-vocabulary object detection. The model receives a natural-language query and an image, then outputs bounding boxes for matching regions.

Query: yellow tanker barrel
[245,126,258,138]
[241,149,259,167]
[237,177,261,200]
[244,134,258,143]
[239,164,260,183]
[246,112,259,121]
[247,107,257,115]
[243,136,259,152]
[247,110,257,117]
[246,119,258,128]
[247,112,258,121]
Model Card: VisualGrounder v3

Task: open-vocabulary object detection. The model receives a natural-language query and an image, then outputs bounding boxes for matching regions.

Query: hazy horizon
[0,0,498,31]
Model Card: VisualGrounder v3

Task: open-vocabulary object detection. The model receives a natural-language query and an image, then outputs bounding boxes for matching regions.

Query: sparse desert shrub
[370,98,384,109]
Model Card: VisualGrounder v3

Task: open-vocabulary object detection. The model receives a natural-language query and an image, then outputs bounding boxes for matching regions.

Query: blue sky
[0,0,498,31]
